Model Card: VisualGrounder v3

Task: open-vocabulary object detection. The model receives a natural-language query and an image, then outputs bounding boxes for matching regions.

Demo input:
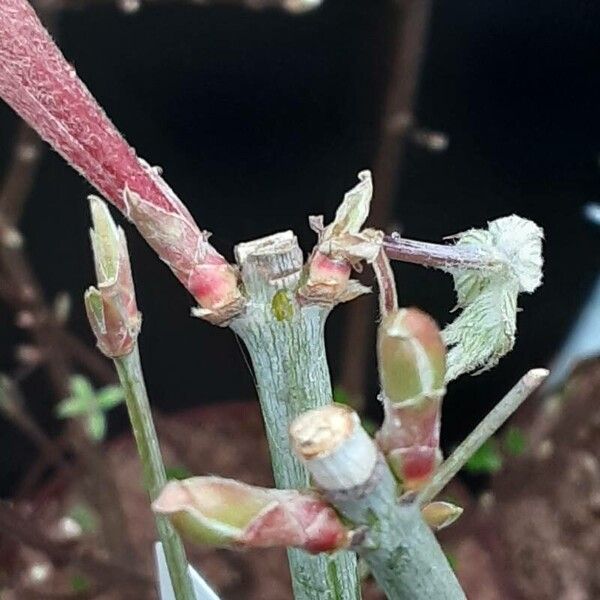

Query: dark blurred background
[0,0,598,493]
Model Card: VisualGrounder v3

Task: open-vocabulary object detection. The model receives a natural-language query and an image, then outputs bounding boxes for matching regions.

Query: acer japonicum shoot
[0,1,548,599]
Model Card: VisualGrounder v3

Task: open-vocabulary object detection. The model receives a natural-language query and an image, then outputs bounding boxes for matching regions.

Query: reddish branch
[382,234,501,271]
[0,0,240,313]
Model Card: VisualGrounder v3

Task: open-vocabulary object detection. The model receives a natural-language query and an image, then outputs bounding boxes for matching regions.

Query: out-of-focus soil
[441,359,600,600]
[2,401,382,599]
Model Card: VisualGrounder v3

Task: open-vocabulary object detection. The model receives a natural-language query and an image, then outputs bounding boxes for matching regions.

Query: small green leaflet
[55,375,124,442]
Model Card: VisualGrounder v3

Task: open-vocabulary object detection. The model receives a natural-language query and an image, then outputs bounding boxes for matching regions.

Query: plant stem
[361,493,465,599]
[114,345,195,600]
[291,405,465,600]
[382,235,502,271]
[372,249,398,316]
[419,368,549,505]
[230,232,360,600]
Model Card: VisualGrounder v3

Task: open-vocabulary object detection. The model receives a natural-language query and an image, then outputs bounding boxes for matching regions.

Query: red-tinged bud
[378,398,443,491]
[152,477,350,554]
[377,308,446,405]
[304,250,352,300]
[299,171,376,305]
[84,197,141,357]
[123,189,242,320]
[376,308,446,489]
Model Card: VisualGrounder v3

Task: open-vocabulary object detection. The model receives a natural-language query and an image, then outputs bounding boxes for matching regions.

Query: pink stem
[372,249,398,316]
[383,234,500,271]
[0,0,235,308]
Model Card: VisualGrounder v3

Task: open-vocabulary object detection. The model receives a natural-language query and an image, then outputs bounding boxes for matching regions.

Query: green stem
[231,232,360,600]
[291,405,465,600]
[114,345,195,600]
[419,368,549,505]
[337,465,464,599]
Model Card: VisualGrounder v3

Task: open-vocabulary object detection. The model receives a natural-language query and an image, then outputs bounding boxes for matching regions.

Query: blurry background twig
[0,4,141,591]
[339,0,438,409]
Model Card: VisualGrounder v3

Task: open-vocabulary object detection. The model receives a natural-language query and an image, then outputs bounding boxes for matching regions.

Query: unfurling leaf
[85,197,141,358]
[300,171,377,305]
[443,215,543,381]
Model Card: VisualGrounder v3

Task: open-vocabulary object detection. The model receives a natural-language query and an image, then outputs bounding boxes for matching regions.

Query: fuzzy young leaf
[443,215,543,381]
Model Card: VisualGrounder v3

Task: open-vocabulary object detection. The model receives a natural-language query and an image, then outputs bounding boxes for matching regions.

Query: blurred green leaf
[69,375,94,401]
[165,465,193,481]
[361,418,378,437]
[503,426,526,456]
[97,385,125,410]
[55,396,89,418]
[464,440,503,474]
[444,550,458,572]
[333,387,350,405]
[56,377,121,442]
[86,411,106,442]
[70,573,90,593]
